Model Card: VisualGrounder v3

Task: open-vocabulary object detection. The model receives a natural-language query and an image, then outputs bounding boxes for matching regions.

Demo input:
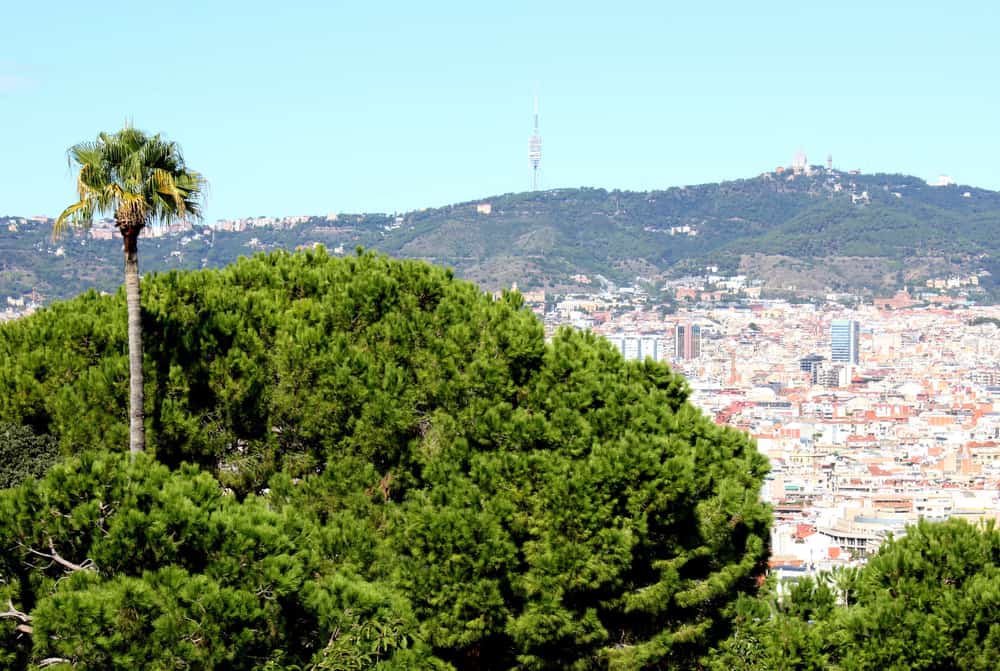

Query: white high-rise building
[604,333,669,362]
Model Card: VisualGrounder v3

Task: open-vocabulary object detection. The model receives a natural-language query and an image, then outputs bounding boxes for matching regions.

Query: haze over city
[3,0,999,222]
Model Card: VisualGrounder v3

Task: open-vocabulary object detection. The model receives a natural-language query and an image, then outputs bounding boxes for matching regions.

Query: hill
[3,168,1000,302]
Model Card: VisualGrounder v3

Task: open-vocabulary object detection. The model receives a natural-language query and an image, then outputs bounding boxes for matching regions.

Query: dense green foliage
[0,453,434,670]
[709,520,1000,670]
[0,250,771,669]
[0,423,59,489]
[5,170,1000,301]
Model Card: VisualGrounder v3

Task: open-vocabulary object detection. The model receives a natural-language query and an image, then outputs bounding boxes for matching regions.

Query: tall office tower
[675,323,701,360]
[830,319,860,364]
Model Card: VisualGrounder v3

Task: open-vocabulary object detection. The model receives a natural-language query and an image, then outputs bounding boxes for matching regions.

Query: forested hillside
[5,169,1000,302]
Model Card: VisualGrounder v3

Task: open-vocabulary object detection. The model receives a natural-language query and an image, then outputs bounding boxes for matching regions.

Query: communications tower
[528,95,542,190]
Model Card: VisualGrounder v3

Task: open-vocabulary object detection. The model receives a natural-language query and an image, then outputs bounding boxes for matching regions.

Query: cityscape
[4,2,1000,666]
[541,289,1000,577]
[6,222,1000,581]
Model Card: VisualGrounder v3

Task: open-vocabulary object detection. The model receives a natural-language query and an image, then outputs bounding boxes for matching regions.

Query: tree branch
[38,658,72,668]
[1,599,33,633]
[21,540,95,573]
[0,599,31,624]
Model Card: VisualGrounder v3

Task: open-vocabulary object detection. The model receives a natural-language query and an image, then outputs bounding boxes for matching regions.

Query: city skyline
[1,1,998,223]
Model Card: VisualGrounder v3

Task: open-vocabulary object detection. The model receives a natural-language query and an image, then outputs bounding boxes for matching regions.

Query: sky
[2,0,998,222]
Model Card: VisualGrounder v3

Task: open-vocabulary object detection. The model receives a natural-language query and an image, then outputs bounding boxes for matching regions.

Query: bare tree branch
[20,540,96,573]
[0,599,31,624]
[38,658,72,668]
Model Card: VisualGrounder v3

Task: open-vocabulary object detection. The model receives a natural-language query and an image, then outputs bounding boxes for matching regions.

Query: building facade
[605,333,669,362]
[675,323,701,360]
[830,319,860,364]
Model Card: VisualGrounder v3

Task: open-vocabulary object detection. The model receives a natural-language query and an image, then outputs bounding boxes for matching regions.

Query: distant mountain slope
[3,168,1000,303]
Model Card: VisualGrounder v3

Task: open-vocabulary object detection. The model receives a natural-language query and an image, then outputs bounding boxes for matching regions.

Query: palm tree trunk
[123,229,145,456]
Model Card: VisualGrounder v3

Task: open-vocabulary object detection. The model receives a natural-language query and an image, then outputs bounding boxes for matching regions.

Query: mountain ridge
[3,167,999,303]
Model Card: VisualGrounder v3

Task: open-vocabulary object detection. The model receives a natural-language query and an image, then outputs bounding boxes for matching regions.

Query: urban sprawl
[535,285,1000,582]
[4,215,1000,583]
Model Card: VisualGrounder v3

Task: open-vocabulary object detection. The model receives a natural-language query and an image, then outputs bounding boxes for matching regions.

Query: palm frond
[53,198,96,240]
[68,142,101,170]
[56,125,205,239]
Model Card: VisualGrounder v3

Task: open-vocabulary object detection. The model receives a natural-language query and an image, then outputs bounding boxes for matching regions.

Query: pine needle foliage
[0,250,771,669]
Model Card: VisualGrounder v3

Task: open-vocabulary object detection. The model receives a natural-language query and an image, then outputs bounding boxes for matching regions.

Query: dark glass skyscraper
[800,353,825,383]
[675,323,701,360]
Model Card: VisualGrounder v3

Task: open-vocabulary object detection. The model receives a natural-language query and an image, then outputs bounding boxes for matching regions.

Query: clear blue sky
[2,1,997,222]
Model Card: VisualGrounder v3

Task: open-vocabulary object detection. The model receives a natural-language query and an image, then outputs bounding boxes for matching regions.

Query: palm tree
[827,565,860,607]
[55,126,206,456]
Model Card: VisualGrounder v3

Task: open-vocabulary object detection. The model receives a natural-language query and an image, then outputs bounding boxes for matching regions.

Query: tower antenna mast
[529,94,542,190]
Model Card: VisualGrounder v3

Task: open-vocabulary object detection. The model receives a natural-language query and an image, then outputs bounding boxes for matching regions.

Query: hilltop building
[792,150,808,175]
